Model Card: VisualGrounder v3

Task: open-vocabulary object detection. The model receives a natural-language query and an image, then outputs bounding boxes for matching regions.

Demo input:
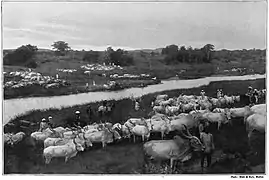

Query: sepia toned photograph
[2,1,267,175]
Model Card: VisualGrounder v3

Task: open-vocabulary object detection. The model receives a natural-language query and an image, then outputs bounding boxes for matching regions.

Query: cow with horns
[143,124,204,170]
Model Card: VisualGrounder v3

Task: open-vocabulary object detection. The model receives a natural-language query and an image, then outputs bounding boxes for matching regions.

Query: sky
[2,1,267,51]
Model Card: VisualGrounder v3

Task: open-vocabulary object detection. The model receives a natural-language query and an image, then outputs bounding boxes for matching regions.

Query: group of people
[38,100,117,132]
[39,116,54,132]
[200,89,223,100]
[246,86,259,104]
[38,106,94,132]
[200,85,259,105]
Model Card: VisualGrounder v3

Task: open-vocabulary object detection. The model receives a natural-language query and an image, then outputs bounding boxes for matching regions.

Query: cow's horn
[180,125,190,139]
[182,124,192,137]
[180,131,189,139]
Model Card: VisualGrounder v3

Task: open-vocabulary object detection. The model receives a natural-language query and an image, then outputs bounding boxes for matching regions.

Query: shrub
[3,44,38,67]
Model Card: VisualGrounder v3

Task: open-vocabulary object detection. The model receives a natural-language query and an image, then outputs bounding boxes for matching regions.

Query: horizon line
[3,46,266,52]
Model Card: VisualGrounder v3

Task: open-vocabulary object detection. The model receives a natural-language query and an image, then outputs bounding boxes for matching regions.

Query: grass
[4,78,266,174]
[3,49,266,99]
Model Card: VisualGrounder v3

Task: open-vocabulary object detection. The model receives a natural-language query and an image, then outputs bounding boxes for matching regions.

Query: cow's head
[112,123,122,131]
[77,133,93,148]
[73,138,85,152]
[113,130,122,141]
[76,143,85,152]
[181,125,205,152]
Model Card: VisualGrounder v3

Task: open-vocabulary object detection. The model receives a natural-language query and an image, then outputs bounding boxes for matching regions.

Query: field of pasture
[4,78,266,174]
[3,48,266,99]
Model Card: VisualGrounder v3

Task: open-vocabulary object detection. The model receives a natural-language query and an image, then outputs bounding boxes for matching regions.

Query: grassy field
[4,78,266,174]
[3,49,266,99]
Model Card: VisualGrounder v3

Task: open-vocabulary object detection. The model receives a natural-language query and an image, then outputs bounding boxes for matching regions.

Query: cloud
[2,1,266,50]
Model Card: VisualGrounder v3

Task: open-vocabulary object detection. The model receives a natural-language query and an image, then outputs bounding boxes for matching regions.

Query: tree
[110,49,134,66]
[202,44,215,63]
[162,44,178,55]
[103,46,114,64]
[51,41,71,55]
[3,44,38,67]
[178,46,188,62]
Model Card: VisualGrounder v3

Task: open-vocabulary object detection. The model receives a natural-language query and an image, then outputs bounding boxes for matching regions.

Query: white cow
[44,133,93,148]
[250,104,266,116]
[198,100,212,110]
[131,124,150,143]
[190,109,210,115]
[84,128,121,148]
[224,95,234,105]
[229,107,253,121]
[159,98,175,107]
[209,98,220,107]
[112,123,132,140]
[125,118,146,128]
[31,128,63,142]
[4,132,26,146]
[156,94,168,101]
[43,139,85,164]
[200,110,231,130]
[245,113,266,138]
[145,118,170,140]
[153,105,166,114]
[180,103,197,113]
[165,106,181,116]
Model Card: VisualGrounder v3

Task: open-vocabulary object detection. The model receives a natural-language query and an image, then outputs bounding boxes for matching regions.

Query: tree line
[3,41,134,67]
[161,44,215,64]
[3,40,265,68]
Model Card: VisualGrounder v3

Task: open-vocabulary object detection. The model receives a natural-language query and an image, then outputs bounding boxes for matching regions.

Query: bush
[3,44,38,67]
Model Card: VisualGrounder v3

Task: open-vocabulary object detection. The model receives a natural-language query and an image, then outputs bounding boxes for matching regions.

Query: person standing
[247,86,254,104]
[198,121,205,137]
[135,99,140,111]
[48,116,54,128]
[216,89,221,99]
[219,89,224,97]
[73,111,82,128]
[200,127,215,170]
[39,118,49,132]
[200,90,206,100]
[86,105,93,124]
[253,89,259,104]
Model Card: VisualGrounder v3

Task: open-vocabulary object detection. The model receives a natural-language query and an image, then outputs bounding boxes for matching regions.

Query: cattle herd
[81,63,123,72]
[4,90,266,171]
[4,69,70,89]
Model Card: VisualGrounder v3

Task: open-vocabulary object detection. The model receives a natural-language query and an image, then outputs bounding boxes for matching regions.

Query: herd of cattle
[4,91,266,169]
[3,70,70,89]
[81,63,123,72]
[110,73,151,79]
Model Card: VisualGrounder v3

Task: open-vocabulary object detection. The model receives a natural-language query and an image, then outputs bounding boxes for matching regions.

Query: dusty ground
[4,78,266,174]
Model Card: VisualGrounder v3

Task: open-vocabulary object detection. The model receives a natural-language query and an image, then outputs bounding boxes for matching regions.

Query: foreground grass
[4,78,266,174]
